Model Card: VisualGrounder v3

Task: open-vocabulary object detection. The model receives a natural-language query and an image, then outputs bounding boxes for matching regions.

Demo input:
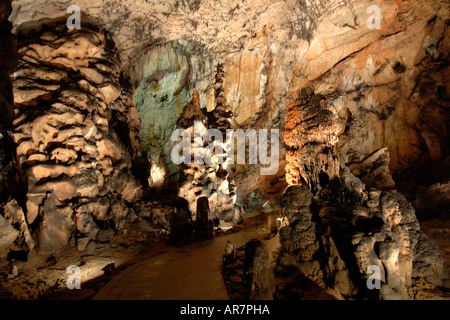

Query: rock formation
[195,196,213,241]
[284,86,343,192]
[243,238,275,300]
[9,20,144,254]
[278,87,449,299]
[176,89,236,227]
[0,0,24,266]
[278,180,449,299]
[0,0,449,300]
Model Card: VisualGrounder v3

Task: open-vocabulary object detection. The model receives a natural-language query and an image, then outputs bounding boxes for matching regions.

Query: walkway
[92,215,280,300]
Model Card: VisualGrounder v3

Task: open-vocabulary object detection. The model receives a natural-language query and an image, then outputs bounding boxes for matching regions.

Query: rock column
[284,86,342,192]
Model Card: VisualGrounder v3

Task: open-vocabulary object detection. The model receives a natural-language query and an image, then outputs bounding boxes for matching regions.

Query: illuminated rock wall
[11,21,141,253]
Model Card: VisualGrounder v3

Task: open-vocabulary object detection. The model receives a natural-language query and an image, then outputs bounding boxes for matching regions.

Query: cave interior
[0,0,449,301]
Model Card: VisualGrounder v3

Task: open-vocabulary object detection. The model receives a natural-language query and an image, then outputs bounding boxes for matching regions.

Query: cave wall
[288,0,450,181]
[130,40,217,188]
[0,0,18,204]
[280,89,448,300]
[2,0,449,276]
[0,0,22,264]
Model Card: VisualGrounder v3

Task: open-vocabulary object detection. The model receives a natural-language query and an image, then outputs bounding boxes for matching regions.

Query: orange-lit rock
[224,49,267,126]
[284,88,343,190]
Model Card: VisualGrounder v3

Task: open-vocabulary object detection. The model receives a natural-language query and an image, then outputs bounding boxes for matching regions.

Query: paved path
[92,217,280,300]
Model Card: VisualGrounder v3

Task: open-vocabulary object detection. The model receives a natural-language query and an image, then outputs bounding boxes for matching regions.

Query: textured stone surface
[243,238,276,300]
[8,0,449,213]
[277,172,449,299]
[348,147,396,190]
[280,93,448,300]
[0,0,20,206]
[133,43,194,187]
[280,52,448,298]
[278,185,356,299]
[0,213,19,251]
[10,21,143,254]
[176,91,236,224]
[1,0,449,300]
[284,87,343,191]
[9,0,450,182]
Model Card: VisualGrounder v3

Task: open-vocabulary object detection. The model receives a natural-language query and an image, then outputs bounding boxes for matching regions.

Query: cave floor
[92,213,279,300]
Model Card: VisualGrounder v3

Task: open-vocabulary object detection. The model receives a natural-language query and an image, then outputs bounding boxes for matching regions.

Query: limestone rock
[195,196,213,241]
[37,195,75,254]
[176,93,235,226]
[0,0,20,216]
[9,21,142,254]
[243,239,275,300]
[8,0,450,206]
[0,213,19,251]
[278,28,450,294]
[413,232,449,287]
[95,228,115,243]
[1,0,448,301]
[348,148,396,190]
[278,184,357,299]
[280,153,448,299]
[3,198,35,251]
[284,88,342,191]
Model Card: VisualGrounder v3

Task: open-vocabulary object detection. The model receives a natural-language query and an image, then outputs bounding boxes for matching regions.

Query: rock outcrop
[348,147,396,190]
[10,20,142,254]
[1,0,449,301]
[132,42,211,188]
[278,185,358,299]
[0,0,24,266]
[278,83,449,299]
[284,87,343,192]
[243,239,276,300]
[278,179,449,299]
